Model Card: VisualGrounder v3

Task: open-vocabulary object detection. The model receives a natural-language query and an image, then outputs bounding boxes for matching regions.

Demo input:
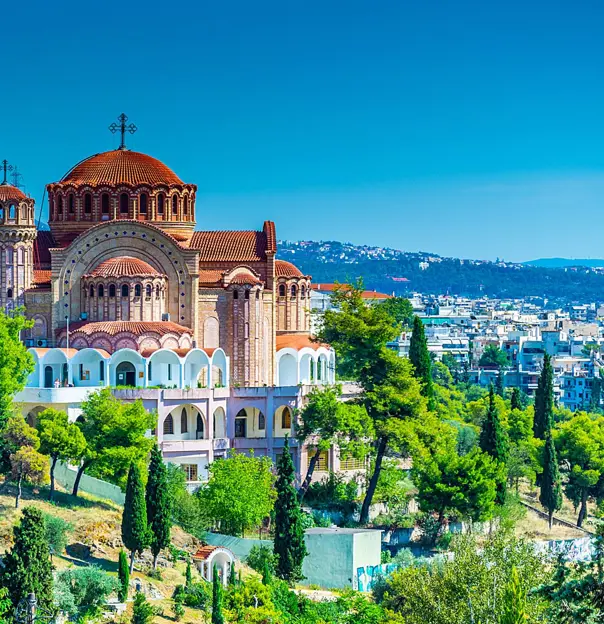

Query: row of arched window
[233,289,261,300]
[0,204,32,222]
[84,283,162,299]
[278,283,307,298]
[3,247,27,265]
[163,409,205,437]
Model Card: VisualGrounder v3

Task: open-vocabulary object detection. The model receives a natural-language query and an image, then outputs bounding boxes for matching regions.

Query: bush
[54,567,118,618]
[42,513,73,556]
[165,464,209,537]
[172,582,212,609]
[304,472,359,516]
[132,592,155,624]
[246,545,276,575]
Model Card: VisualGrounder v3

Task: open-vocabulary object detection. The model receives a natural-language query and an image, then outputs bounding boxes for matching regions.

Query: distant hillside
[278,241,604,302]
[524,258,604,269]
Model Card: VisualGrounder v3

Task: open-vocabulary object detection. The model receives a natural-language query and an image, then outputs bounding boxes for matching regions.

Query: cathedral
[4,116,342,484]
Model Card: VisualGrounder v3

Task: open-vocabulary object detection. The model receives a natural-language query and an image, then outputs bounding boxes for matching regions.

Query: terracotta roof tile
[198,270,225,287]
[190,230,269,262]
[85,256,162,278]
[0,184,27,202]
[28,270,52,290]
[263,221,277,254]
[192,545,218,560]
[311,283,391,299]
[60,320,192,337]
[275,259,304,278]
[58,150,185,187]
[230,273,262,286]
[276,333,327,351]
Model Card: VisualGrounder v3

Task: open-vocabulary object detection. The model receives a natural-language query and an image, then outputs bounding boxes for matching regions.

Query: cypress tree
[540,431,563,529]
[185,559,192,588]
[145,444,172,569]
[496,369,505,397]
[229,563,236,586]
[118,549,130,602]
[534,354,553,439]
[510,387,522,411]
[261,558,272,585]
[211,566,224,624]
[409,315,436,410]
[500,567,529,624]
[1,507,54,611]
[273,436,308,584]
[122,462,149,574]
[479,385,509,505]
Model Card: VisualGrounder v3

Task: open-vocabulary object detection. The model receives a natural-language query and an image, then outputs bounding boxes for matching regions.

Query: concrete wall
[53,461,125,505]
[302,530,354,589]
[204,533,272,560]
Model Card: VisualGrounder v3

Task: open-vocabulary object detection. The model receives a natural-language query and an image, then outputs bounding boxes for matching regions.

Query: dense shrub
[42,513,73,556]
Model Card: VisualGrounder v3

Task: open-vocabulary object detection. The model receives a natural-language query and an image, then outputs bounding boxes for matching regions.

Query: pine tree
[122,462,149,574]
[539,431,563,529]
[479,385,509,505]
[500,567,529,624]
[510,387,522,411]
[145,445,171,569]
[211,566,224,624]
[409,315,436,410]
[185,560,192,588]
[118,549,130,602]
[131,591,154,624]
[534,354,553,439]
[1,507,54,611]
[273,437,308,584]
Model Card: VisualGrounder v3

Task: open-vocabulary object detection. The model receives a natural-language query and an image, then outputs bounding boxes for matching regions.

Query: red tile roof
[30,270,52,289]
[58,150,185,187]
[61,321,192,337]
[192,545,219,561]
[198,270,225,286]
[230,273,262,286]
[190,230,270,262]
[275,259,304,278]
[276,333,327,351]
[311,283,391,300]
[0,184,27,202]
[263,221,277,254]
[85,256,162,278]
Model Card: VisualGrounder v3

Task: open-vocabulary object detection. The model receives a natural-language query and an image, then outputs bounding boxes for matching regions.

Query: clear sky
[3,0,604,262]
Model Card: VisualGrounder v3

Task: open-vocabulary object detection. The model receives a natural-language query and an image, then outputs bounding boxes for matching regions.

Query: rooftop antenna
[10,166,24,189]
[109,113,137,150]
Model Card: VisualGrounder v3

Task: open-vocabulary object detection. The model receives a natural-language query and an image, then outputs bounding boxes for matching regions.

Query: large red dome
[60,150,184,187]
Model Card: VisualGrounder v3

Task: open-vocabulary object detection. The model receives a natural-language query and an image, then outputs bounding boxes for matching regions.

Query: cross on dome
[1,159,13,185]
[108,113,138,150]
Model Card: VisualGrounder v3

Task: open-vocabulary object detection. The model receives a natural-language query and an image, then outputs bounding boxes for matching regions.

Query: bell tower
[0,160,36,311]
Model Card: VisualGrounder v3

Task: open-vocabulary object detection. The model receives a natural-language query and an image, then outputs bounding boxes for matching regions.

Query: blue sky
[3,0,604,262]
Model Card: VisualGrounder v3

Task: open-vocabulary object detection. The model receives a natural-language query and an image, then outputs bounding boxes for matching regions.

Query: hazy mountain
[523,258,604,269]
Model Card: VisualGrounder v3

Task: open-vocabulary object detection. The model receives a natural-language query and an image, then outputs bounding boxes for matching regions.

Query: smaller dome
[85,256,163,278]
[275,259,304,278]
[0,184,27,202]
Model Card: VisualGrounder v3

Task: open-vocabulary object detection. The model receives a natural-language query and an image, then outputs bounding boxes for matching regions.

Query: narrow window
[68,194,75,214]
[109,284,116,297]
[101,193,110,214]
[145,284,152,299]
[9,204,16,220]
[98,284,104,297]
[139,193,148,214]
[17,248,24,265]
[7,288,13,299]
[89,285,95,298]
[233,290,239,300]
[157,194,164,214]
[281,407,292,429]
[196,414,204,439]
[172,195,178,215]
[121,284,129,297]
[301,285,306,297]
[258,411,266,430]
[135,284,141,297]
[79,364,84,380]
[84,193,92,214]
[58,196,64,215]
[163,413,174,435]
[279,284,286,297]
[183,196,188,215]
[148,362,152,380]
[181,408,188,433]
[291,285,297,297]
[167,363,172,381]
[99,360,105,382]
[245,289,250,300]
[119,193,129,214]
[155,284,160,298]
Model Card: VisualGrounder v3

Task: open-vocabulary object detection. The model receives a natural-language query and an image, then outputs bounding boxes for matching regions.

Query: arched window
[278,284,286,297]
[145,284,152,299]
[101,193,110,214]
[183,196,188,215]
[139,193,148,214]
[89,285,95,298]
[163,413,174,435]
[68,194,75,214]
[196,414,204,439]
[84,193,92,214]
[98,284,104,297]
[7,288,13,299]
[233,290,239,300]
[109,284,116,297]
[181,408,188,433]
[58,196,64,215]
[121,284,129,297]
[281,407,292,429]
[155,284,160,298]
[301,285,306,297]
[235,409,247,438]
[291,285,297,297]
[135,284,141,297]
[0,206,4,221]
[119,193,129,214]
[244,289,250,300]
[157,194,165,214]
[9,204,16,220]
[258,411,266,430]
[172,195,178,215]
[17,248,24,265]
[256,290,260,300]
[99,360,105,382]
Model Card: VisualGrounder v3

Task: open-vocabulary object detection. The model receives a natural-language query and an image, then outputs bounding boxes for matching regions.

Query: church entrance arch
[116,361,136,387]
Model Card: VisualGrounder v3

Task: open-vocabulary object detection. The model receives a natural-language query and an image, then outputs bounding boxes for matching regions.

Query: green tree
[590,375,603,412]
[42,513,73,557]
[510,387,522,411]
[274,437,308,585]
[539,431,562,529]
[72,388,155,496]
[118,549,130,602]
[54,567,118,619]
[296,385,373,499]
[533,354,553,440]
[131,591,155,624]
[261,558,272,585]
[198,452,275,536]
[409,316,436,410]
[496,370,505,397]
[0,588,11,624]
[145,444,171,569]
[37,408,86,501]
[2,414,49,508]
[1,507,54,611]
[316,282,427,524]
[185,560,192,588]
[479,344,510,369]
[479,386,509,505]
[380,297,414,329]
[555,413,604,527]
[122,462,149,574]
[211,567,225,624]
[500,567,529,624]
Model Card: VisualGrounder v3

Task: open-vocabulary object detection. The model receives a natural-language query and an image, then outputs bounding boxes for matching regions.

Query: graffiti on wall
[355,563,399,592]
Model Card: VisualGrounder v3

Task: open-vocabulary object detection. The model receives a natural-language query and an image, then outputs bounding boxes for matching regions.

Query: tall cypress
[273,437,308,585]
[479,385,509,505]
[496,370,505,397]
[1,507,54,611]
[510,387,522,411]
[118,549,130,602]
[122,462,149,574]
[534,354,553,439]
[539,431,562,529]
[211,566,224,624]
[409,315,436,410]
[145,444,171,569]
